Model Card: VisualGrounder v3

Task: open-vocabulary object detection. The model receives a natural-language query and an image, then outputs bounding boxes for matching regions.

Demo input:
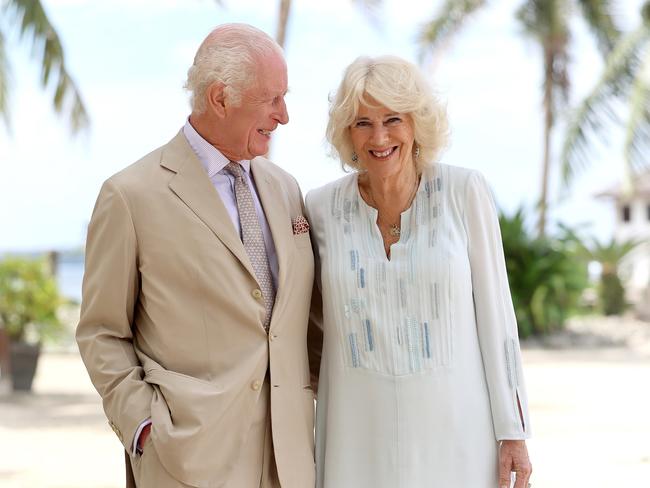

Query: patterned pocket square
[292,215,310,235]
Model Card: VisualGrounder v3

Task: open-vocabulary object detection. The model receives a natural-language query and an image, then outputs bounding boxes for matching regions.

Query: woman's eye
[386,117,401,124]
[354,121,370,128]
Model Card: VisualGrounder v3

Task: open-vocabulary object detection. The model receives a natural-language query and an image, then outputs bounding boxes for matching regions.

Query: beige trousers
[130,380,279,488]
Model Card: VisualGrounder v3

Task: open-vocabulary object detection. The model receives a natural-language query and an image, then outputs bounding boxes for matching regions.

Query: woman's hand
[498,439,532,488]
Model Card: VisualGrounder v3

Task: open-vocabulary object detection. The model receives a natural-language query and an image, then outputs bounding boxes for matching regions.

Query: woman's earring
[414,145,420,159]
[351,152,358,163]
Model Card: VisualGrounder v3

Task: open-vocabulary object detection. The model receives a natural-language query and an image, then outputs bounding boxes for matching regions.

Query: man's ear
[206,82,227,118]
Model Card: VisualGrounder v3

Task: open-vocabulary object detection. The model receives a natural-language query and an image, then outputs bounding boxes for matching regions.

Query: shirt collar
[182,118,251,177]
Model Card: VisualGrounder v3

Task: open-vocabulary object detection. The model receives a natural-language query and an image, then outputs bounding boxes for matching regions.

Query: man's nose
[275,98,289,125]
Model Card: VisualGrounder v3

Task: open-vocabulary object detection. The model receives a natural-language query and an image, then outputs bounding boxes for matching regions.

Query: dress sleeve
[462,170,531,441]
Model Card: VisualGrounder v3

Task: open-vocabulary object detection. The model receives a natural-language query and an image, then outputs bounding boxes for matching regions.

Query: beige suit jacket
[76,132,322,487]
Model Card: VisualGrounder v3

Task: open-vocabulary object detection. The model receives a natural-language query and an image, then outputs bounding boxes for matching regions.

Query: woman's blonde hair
[326,55,449,172]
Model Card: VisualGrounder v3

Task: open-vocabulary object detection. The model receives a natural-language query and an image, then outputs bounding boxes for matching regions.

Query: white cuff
[132,418,152,455]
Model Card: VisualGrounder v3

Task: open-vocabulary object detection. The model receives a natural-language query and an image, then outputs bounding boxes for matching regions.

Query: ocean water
[57,259,84,303]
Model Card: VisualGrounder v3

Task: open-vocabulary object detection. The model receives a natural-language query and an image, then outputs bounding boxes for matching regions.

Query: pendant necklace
[365,174,420,238]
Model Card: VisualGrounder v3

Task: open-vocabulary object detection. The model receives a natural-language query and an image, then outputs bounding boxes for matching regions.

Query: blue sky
[0,0,643,251]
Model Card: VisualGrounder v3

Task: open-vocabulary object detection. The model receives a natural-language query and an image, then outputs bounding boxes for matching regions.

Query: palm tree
[561,1,650,191]
[583,236,642,315]
[419,0,620,237]
[275,0,292,48]
[1,0,88,133]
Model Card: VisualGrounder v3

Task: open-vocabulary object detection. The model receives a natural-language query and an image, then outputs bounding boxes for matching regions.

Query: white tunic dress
[305,163,531,488]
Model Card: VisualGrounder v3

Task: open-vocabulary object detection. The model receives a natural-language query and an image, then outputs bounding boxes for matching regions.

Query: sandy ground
[1,316,649,487]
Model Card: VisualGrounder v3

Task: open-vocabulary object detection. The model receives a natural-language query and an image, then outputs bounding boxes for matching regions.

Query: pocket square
[292,215,310,235]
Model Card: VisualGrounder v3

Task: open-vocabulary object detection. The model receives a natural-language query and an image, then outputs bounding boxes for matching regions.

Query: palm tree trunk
[276,0,292,48]
[266,0,292,159]
[538,46,555,238]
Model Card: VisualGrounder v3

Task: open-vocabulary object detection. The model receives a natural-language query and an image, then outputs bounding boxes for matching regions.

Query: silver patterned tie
[225,162,275,331]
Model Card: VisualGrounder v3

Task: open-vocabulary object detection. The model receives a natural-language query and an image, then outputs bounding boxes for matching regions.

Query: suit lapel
[251,158,292,293]
[161,132,257,280]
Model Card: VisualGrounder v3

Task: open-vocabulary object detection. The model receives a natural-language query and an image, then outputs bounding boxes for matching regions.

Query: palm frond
[516,0,569,41]
[0,29,10,127]
[418,0,486,60]
[623,39,650,173]
[575,0,621,53]
[560,26,647,188]
[642,0,650,26]
[589,236,644,265]
[6,0,89,133]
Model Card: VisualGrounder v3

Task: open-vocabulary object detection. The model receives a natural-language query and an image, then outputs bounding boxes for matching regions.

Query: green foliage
[600,271,626,315]
[561,1,650,186]
[0,257,63,343]
[499,208,589,338]
[1,0,89,132]
[570,235,643,315]
[419,0,620,236]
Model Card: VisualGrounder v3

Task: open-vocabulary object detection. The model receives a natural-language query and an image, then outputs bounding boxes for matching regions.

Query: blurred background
[1,0,649,486]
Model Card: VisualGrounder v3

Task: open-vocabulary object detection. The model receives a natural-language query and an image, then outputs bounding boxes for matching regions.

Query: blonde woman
[306,55,532,488]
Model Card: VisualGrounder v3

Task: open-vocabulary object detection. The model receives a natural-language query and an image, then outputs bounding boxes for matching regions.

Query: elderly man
[77,24,322,488]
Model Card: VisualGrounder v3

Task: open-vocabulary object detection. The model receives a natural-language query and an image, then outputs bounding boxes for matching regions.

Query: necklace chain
[364,174,420,238]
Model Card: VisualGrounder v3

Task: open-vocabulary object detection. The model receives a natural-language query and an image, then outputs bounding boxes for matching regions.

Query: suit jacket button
[252,289,262,299]
[251,380,262,391]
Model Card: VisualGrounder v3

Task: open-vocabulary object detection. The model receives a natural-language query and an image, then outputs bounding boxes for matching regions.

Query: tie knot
[225,161,244,179]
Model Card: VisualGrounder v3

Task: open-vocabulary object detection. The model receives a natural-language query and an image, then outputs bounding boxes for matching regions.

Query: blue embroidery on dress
[343,199,353,222]
[423,322,431,358]
[433,282,440,320]
[364,319,374,352]
[332,170,452,374]
[350,250,359,270]
[349,333,360,367]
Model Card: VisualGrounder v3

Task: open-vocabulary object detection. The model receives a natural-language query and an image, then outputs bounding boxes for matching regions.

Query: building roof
[596,169,650,200]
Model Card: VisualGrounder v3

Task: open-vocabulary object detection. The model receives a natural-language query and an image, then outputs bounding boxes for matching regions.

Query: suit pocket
[145,368,226,446]
[144,368,252,487]
[294,232,312,249]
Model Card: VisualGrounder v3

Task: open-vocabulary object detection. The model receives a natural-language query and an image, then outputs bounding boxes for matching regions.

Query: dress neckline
[353,170,426,262]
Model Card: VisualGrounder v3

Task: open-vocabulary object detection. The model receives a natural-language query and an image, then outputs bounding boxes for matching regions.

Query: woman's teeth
[371,147,395,158]
[258,129,271,136]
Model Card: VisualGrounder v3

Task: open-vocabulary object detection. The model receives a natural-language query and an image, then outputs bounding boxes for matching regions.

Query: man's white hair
[185,23,283,113]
